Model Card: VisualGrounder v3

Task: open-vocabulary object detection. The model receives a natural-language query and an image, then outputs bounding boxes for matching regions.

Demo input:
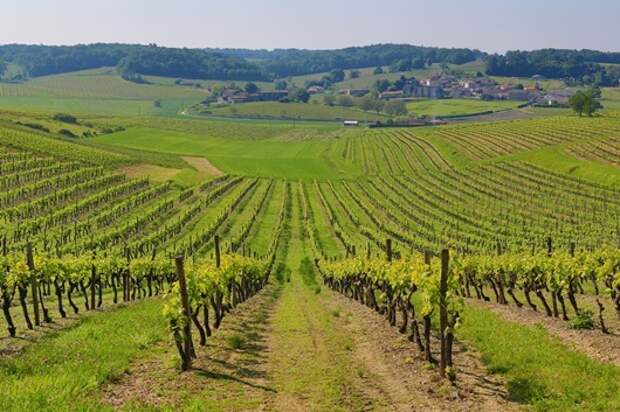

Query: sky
[2,0,619,53]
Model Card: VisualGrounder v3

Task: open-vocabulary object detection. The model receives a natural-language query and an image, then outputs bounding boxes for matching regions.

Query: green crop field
[1,66,620,412]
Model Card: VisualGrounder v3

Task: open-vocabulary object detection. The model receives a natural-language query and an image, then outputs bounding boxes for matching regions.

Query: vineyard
[1,109,620,411]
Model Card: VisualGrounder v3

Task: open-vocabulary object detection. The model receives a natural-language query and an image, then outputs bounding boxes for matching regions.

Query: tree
[390,59,412,73]
[244,82,258,93]
[384,100,408,116]
[323,94,336,106]
[393,76,407,90]
[323,69,345,83]
[289,88,310,103]
[374,79,391,93]
[336,95,354,107]
[274,80,288,90]
[373,66,384,75]
[569,89,603,117]
[357,96,384,112]
[0,60,8,78]
[53,113,78,124]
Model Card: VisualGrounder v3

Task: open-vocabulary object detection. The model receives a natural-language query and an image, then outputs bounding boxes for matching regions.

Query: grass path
[265,184,377,410]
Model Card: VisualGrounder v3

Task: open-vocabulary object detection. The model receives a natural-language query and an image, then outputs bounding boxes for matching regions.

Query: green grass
[90,125,362,180]
[202,101,388,122]
[406,98,521,117]
[459,304,620,411]
[0,299,168,411]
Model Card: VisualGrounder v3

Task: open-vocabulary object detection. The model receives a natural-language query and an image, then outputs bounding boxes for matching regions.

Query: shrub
[568,310,594,330]
[58,129,77,138]
[227,335,245,349]
[53,113,78,124]
[16,122,50,133]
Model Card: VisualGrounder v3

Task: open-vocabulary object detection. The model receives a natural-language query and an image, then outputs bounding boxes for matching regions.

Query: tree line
[0,44,269,81]
[211,44,484,78]
[1,43,619,86]
[486,49,620,86]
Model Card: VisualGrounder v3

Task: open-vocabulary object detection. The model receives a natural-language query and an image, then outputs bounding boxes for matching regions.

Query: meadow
[406,97,521,117]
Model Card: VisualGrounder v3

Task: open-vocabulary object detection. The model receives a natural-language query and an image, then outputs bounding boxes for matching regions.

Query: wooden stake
[26,243,40,327]
[175,256,194,371]
[215,235,221,268]
[439,249,449,378]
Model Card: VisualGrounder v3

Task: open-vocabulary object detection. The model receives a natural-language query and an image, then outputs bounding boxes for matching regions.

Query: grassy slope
[0,68,205,116]
[0,299,167,411]
[459,304,620,411]
[90,124,362,180]
[406,98,521,117]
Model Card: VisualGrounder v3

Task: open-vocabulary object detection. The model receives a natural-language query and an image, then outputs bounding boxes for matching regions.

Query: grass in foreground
[459,304,620,411]
[0,299,167,411]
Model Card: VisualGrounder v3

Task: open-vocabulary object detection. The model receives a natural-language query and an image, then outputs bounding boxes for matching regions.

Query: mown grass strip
[459,304,620,411]
[0,299,167,411]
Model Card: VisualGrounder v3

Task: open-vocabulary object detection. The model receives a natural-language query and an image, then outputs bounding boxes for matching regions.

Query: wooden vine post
[26,243,40,327]
[215,235,221,268]
[386,238,392,262]
[422,250,434,363]
[439,249,449,379]
[546,237,559,317]
[90,251,97,310]
[175,255,195,371]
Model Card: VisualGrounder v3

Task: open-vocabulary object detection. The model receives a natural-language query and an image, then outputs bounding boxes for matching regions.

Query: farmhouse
[540,92,571,106]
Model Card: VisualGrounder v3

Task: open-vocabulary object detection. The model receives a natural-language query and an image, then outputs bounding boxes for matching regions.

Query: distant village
[205,72,575,110]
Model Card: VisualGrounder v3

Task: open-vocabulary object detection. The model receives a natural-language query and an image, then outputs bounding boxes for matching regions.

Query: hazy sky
[2,0,619,53]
